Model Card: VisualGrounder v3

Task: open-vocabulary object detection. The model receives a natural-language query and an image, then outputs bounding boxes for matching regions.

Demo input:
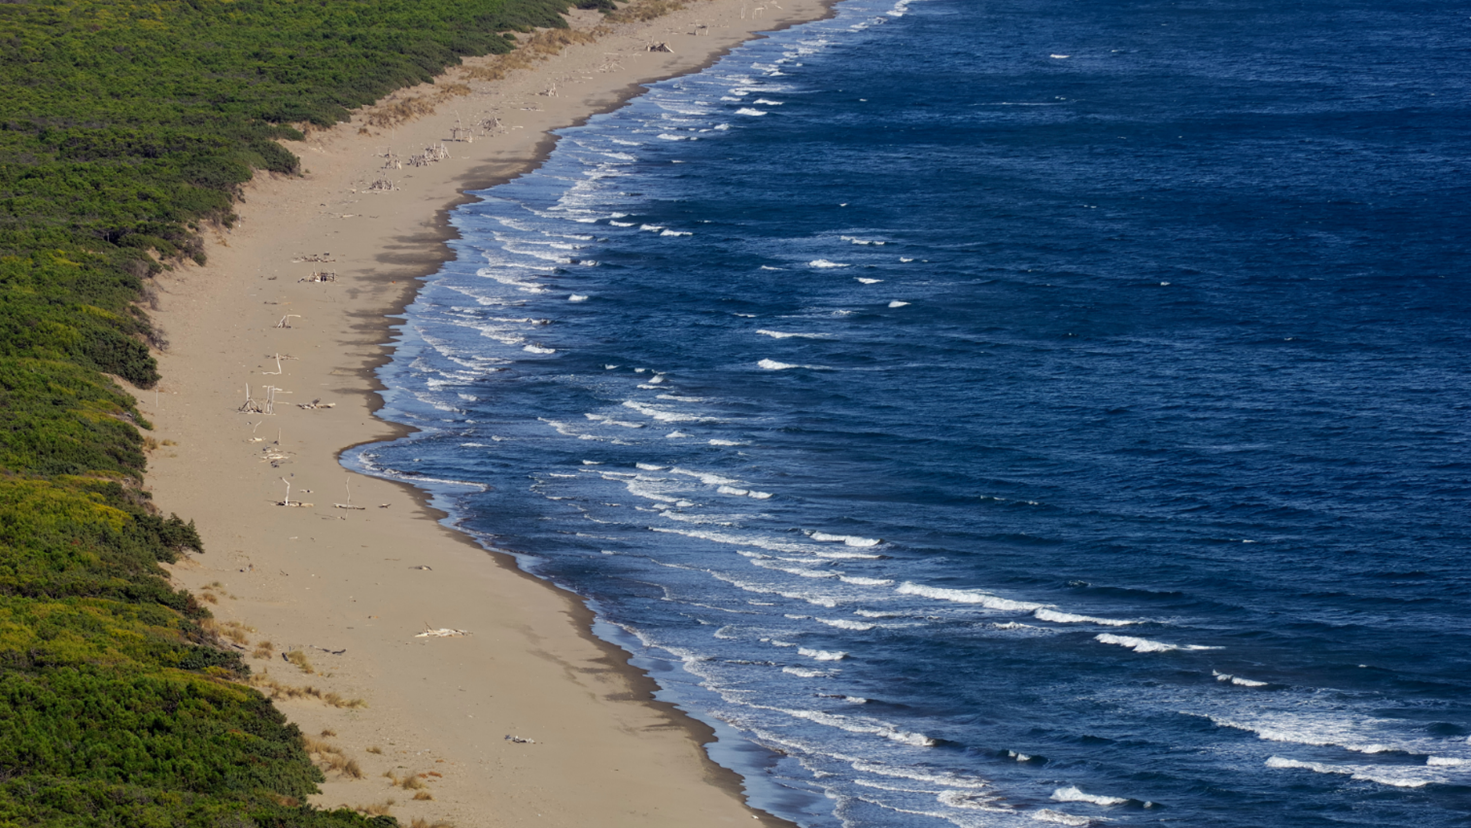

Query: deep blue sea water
[352,0,1471,824]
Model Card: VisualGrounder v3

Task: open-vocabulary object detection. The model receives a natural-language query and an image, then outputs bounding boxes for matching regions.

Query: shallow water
[354,0,1471,824]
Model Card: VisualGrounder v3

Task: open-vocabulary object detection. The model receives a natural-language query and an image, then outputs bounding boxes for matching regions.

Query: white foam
[1051,786,1126,806]
[900,257,916,263]
[897,581,1045,611]
[1096,633,1220,653]
[640,224,665,232]
[840,235,886,246]
[809,531,882,547]
[753,98,783,105]
[635,462,666,471]
[661,229,692,237]
[665,431,689,439]
[781,709,936,747]
[799,647,848,661]
[1429,757,1467,766]
[782,666,832,678]
[759,359,799,370]
[657,133,690,140]
[709,439,748,446]
[1034,609,1135,626]
[809,259,851,268]
[736,108,767,116]
[523,344,556,354]
[816,618,876,631]
[569,294,589,302]
[757,329,830,339]
[1265,756,1439,788]
[1033,810,1092,826]
[622,400,715,423]
[888,300,911,308]
[1212,670,1268,687]
[609,220,635,227]
[840,576,894,586]
[857,277,883,284]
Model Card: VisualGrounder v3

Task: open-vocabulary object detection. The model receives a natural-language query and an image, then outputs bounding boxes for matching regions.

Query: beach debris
[275,314,301,329]
[276,478,313,508]
[334,479,367,510]
[300,271,337,283]
[407,143,452,167]
[299,398,336,410]
[647,41,674,52]
[310,645,348,655]
[295,252,335,263]
[379,503,391,509]
[415,626,470,639]
[410,565,432,571]
[449,113,474,143]
[367,177,396,191]
[262,352,298,376]
[504,735,535,744]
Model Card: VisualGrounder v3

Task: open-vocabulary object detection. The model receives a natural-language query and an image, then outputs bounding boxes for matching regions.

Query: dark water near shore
[353,0,1471,824]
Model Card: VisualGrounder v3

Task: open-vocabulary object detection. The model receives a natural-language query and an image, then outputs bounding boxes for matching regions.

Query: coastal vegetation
[0,0,601,823]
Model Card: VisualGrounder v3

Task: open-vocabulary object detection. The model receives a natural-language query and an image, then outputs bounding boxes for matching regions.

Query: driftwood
[262,353,297,376]
[298,398,335,410]
[276,478,312,508]
[299,271,336,283]
[295,252,334,263]
[647,42,673,52]
[367,178,396,191]
[415,626,470,639]
[504,735,536,744]
[275,314,301,329]
[334,479,366,510]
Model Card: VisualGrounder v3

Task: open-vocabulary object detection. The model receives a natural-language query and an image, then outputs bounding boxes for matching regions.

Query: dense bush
[0,0,596,823]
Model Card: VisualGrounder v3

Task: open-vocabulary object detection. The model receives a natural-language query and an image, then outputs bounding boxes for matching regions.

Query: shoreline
[139,2,833,825]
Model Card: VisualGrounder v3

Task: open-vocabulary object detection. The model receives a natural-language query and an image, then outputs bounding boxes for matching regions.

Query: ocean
[351,0,1471,824]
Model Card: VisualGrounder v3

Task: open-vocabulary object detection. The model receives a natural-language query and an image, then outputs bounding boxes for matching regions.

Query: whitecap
[1033,810,1092,826]
[660,229,692,237]
[1265,756,1438,788]
[1051,786,1126,806]
[568,294,589,302]
[815,618,876,631]
[809,531,882,547]
[857,277,883,284]
[889,300,911,308]
[799,647,848,661]
[523,344,556,354]
[1212,670,1269,687]
[1096,633,1220,653]
[759,358,799,370]
[809,259,851,268]
[736,108,767,116]
[897,581,1045,611]
[1034,608,1135,626]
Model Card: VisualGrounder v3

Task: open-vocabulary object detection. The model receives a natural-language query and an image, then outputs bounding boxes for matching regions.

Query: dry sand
[136,3,830,825]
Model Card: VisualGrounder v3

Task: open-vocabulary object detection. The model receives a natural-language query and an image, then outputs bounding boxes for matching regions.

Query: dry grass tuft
[355,800,395,817]
[460,28,602,86]
[320,729,336,737]
[324,691,368,709]
[366,745,383,755]
[606,0,686,23]
[409,819,454,828]
[284,649,314,674]
[303,735,363,779]
[412,791,434,801]
[363,81,473,128]
[251,640,274,659]
[400,774,426,791]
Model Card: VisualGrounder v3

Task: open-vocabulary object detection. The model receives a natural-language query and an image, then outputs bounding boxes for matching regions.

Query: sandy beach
[133,2,830,825]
